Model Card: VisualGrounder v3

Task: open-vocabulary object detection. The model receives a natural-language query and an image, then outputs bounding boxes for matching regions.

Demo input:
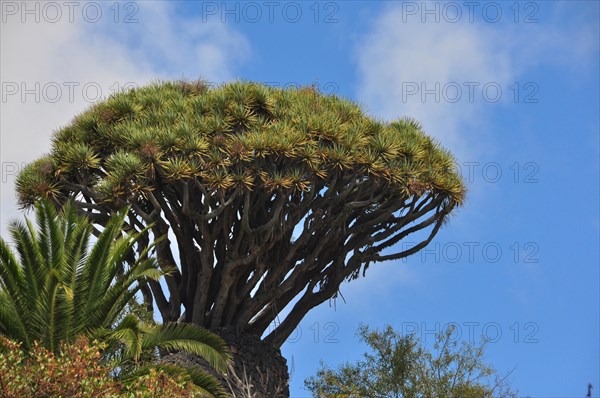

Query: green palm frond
[0,199,229,393]
[0,240,30,345]
[111,314,147,362]
[9,219,44,306]
[79,209,128,313]
[142,323,232,374]
[122,364,228,398]
[179,365,229,398]
[0,200,162,350]
[0,290,26,341]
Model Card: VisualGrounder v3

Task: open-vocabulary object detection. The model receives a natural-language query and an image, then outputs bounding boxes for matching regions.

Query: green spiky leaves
[16,80,465,208]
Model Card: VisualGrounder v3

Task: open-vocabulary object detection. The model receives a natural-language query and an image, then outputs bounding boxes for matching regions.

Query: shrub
[0,336,120,398]
[0,337,203,398]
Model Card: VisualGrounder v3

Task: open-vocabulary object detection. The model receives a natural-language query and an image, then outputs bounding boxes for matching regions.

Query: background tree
[0,200,230,397]
[305,324,518,398]
[16,80,465,394]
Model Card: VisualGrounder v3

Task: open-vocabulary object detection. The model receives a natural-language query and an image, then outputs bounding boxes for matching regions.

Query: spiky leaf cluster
[17,81,463,207]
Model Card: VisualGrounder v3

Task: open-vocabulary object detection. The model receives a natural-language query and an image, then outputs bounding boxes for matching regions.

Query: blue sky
[1,1,599,396]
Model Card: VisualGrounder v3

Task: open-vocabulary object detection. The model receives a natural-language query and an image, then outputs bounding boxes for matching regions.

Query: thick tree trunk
[161,327,290,397]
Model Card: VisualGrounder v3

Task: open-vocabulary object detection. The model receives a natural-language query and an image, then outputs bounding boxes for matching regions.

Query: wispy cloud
[348,2,598,301]
[0,1,250,230]
[355,9,514,160]
[354,3,597,161]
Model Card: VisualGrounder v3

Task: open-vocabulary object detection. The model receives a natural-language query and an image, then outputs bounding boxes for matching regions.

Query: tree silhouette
[16,80,464,394]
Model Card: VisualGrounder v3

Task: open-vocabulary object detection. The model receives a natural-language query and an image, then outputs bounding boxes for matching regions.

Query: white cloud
[348,2,598,302]
[355,8,514,160]
[0,1,250,233]
[100,2,251,82]
[354,3,598,162]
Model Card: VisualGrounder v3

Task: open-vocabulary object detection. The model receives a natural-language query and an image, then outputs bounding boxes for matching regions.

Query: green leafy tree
[16,81,465,393]
[0,200,230,397]
[305,324,518,398]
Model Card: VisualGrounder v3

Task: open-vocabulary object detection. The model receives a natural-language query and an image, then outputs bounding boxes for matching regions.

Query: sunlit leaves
[323,145,353,171]
[17,80,465,208]
[229,103,258,132]
[157,128,181,154]
[227,136,253,163]
[205,149,232,169]
[106,152,146,182]
[296,146,321,170]
[159,158,195,181]
[16,158,61,208]
[203,169,234,191]
[54,143,101,172]
[286,168,311,192]
[261,170,293,191]
[230,168,255,190]
[358,148,387,177]
[370,133,400,161]
[97,96,144,124]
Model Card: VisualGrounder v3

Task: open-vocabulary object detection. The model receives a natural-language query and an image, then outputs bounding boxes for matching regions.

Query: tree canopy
[16,80,465,347]
[305,324,518,398]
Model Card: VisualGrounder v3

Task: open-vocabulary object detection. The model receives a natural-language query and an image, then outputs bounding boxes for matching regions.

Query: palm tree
[0,199,231,397]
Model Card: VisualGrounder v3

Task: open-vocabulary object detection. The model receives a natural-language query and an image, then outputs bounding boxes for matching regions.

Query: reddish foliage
[0,337,200,398]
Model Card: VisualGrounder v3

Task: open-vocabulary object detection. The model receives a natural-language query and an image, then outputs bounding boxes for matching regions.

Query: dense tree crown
[17,81,465,347]
[305,325,518,398]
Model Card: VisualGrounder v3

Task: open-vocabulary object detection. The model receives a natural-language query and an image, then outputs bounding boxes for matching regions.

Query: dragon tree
[16,80,465,395]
